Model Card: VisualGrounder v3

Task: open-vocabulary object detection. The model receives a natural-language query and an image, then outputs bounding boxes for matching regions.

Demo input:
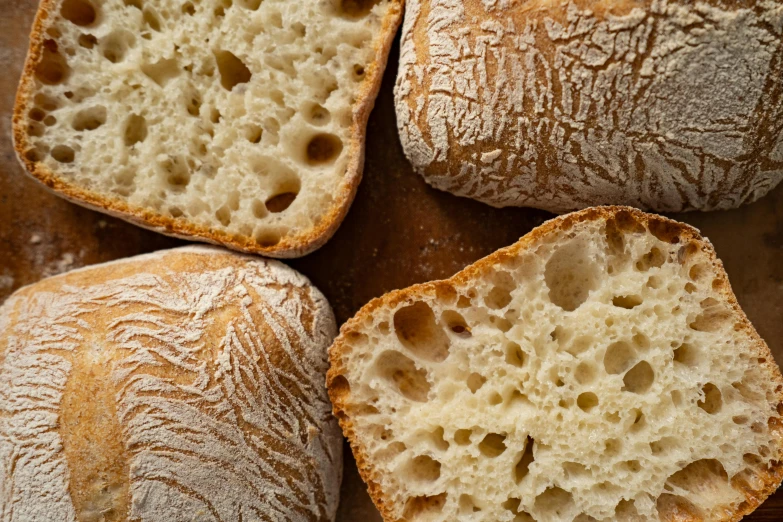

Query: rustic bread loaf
[395,0,783,213]
[328,207,783,521]
[0,246,342,521]
[13,0,403,258]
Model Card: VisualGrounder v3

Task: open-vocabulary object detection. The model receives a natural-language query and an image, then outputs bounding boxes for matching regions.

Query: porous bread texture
[394,0,783,213]
[328,207,783,522]
[13,0,403,258]
[0,245,343,521]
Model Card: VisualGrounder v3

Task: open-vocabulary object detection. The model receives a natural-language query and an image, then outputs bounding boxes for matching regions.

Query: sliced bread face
[14,0,402,258]
[328,207,783,522]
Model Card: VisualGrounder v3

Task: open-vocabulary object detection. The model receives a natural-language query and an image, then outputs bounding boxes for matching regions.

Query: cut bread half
[13,0,402,258]
[328,207,783,521]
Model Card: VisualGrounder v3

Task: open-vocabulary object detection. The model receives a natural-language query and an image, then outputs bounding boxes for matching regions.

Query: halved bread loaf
[13,0,402,258]
[395,0,783,213]
[0,246,342,521]
[328,207,783,521]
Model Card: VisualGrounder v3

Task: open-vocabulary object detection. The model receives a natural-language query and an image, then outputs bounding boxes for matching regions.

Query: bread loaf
[13,0,402,258]
[0,246,342,521]
[395,0,783,213]
[328,207,783,521]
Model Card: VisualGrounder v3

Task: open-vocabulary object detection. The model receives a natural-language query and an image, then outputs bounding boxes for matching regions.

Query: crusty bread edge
[326,206,783,522]
[12,0,404,259]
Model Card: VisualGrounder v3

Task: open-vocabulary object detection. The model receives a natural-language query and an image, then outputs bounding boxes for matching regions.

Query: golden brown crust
[12,0,404,259]
[1,245,343,521]
[327,206,783,522]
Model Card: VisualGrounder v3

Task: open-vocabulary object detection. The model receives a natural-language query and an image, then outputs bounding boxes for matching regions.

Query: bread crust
[12,0,404,259]
[327,206,783,521]
[0,245,343,521]
[394,0,783,213]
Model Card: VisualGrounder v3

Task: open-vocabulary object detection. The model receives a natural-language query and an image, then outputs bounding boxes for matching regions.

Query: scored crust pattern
[0,247,341,521]
[395,0,783,213]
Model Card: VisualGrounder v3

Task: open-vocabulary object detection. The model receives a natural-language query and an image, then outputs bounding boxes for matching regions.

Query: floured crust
[0,245,343,521]
[328,206,783,521]
[13,0,404,259]
[394,0,783,213]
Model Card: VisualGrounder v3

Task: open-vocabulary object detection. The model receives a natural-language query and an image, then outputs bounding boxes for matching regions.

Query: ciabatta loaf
[395,0,783,213]
[328,207,783,521]
[13,0,403,258]
[0,246,342,521]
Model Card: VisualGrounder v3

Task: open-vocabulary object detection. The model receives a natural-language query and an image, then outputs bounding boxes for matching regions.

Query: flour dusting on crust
[0,247,341,522]
[395,0,783,213]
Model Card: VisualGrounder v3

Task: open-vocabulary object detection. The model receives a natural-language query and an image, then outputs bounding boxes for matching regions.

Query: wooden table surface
[1,1,782,520]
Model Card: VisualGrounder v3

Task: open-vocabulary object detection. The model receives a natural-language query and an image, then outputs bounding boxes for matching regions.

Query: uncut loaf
[13,0,403,258]
[395,0,783,213]
[328,207,783,521]
[0,246,342,521]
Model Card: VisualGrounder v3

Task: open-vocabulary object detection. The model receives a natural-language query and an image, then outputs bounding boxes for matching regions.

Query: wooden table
[1,1,782,519]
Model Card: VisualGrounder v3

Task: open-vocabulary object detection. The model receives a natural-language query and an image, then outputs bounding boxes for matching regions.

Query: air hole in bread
[657,494,702,519]
[184,90,201,116]
[169,207,183,218]
[427,427,449,452]
[534,487,575,519]
[403,493,447,519]
[305,103,331,126]
[250,199,267,219]
[690,263,710,281]
[101,31,135,63]
[253,229,281,247]
[123,0,142,8]
[78,34,98,49]
[404,455,441,482]
[306,133,343,166]
[376,350,430,402]
[236,0,262,10]
[141,58,180,86]
[44,116,57,127]
[34,93,59,111]
[577,392,599,412]
[698,383,723,414]
[394,302,450,362]
[673,343,699,366]
[215,205,231,226]
[479,433,507,458]
[51,145,75,163]
[25,149,44,162]
[459,494,481,513]
[246,124,262,143]
[29,108,46,122]
[636,247,665,271]
[454,429,472,446]
[502,497,521,514]
[353,64,366,81]
[690,298,731,332]
[338,0,381,19]
[265,192,297,214]
[622,361,654,394]
[574,362,595,385]
[61,0,97,26]
[632,332,650,350]
[545,237,600,311]
[27,123,45,137]
[123,114,147,146]
[181,2,195,15]
[160,156,190,189]
[441,310,470,338]
[604,341,636,375]
[72,106,106,131]
[514,437,535,483]
[35,40,71,85]
[505,342,525,368]
[215,50,251,91]
[467,373,486,393]
[142,7,162,31]
[650,437,679,456]
[613,294,642,309]
[485,271,514,309]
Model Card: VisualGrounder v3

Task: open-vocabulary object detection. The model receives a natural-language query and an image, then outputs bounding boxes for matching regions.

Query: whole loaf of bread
[395,0,783,213]
[0,246,342,521]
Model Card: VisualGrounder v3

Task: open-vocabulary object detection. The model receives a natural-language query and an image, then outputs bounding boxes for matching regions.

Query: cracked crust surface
[395,0,783,213]
[328,206,783,521]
